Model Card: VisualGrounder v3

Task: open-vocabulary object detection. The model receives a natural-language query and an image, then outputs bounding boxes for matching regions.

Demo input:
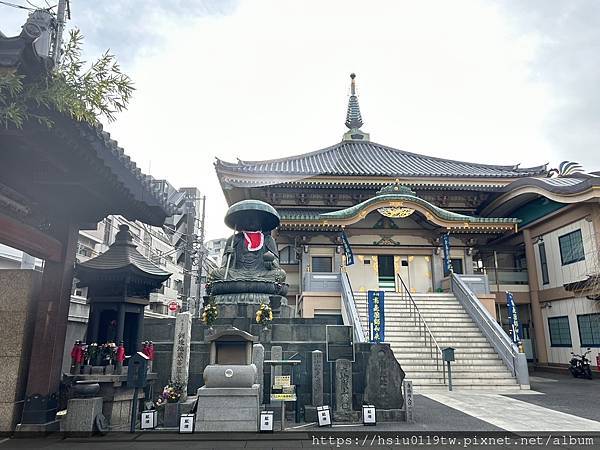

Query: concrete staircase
[354,292,520,392]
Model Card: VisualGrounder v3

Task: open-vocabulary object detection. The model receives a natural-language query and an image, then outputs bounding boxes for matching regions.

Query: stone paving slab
[505,370,600,422]
[423,392,600,432]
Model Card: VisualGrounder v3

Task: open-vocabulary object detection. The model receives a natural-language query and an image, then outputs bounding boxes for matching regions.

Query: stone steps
[388,340,493,347]
[385,324,488,337]
[354,291,520,391]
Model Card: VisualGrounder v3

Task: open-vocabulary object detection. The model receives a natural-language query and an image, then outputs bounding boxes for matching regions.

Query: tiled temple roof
[216,140,547,180]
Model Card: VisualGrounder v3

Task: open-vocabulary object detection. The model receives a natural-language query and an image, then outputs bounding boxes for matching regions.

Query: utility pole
[53,0,68,65]
[195,196,207,318]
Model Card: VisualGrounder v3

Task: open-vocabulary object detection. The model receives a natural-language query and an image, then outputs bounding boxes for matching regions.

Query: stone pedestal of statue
[194,328,260,432]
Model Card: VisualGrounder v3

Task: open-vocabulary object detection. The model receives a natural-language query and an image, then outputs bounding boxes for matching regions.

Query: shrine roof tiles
[77,225,171,280]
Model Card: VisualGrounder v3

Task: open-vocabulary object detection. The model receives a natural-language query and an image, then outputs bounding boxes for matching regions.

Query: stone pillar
[333,251,342,272]
[523,228,548,364]
[0,270,41,432]
[271,346,283,378]
[20,222,78,428]
[116,303,125,345]
[252,343,265,403]
[464,249,474,275]
[171,312,192,401]
[311,350,323,406]
[404,380,414,423]
[431,252,444,291]
[334,358,353,421]
[135,310,144,352]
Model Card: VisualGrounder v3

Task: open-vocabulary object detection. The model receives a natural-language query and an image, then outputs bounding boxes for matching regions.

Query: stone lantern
[76,225,171,355]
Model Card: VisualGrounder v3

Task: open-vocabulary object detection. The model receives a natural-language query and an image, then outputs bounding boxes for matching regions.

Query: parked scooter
[569,348,593,379]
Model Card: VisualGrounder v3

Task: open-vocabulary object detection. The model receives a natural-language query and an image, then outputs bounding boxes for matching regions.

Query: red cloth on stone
[71,344,84,364]
[147,344,155,361]
[242,231,264,252]
[116,345,125,363]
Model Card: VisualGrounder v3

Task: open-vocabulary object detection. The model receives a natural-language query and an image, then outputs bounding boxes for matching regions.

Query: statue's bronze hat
[224,199,280,231]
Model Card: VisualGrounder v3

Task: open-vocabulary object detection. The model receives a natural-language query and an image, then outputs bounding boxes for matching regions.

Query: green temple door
[378,255,395,291]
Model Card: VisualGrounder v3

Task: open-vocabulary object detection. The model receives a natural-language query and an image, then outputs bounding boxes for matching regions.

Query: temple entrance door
[397,257,410,291]
[395,255,433,294]
[377,255,395,291]
[407,255,433,293]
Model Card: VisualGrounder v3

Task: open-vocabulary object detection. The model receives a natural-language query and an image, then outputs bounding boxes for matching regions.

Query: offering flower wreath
[255,302,273,327]
[201,299,219,327]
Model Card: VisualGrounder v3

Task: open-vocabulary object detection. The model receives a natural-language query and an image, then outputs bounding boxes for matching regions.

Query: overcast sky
[2,0,599,239]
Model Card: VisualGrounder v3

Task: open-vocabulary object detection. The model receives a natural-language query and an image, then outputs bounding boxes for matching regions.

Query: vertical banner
[506,291,522,347]
[367,290,385,343]
[341,231,354,266]
[442,232,452,276]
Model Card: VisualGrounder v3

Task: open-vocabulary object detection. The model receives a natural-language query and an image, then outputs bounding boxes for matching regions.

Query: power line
[25,0,55,10]
[0,0,36,10]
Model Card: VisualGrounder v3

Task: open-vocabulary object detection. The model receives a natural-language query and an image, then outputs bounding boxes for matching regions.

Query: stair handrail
[340,271,366,343]
[396,274,446,384]
[450,273,529,387]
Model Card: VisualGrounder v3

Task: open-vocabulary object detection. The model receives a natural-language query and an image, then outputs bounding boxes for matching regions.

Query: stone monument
[271,345,283,378]
[195,328,260,432]
[311,350,324,407]
[171,312,192,401]
[207,200,289,318]
[363,344,405,409]
[252,343,265,403]
[334,359,354,422]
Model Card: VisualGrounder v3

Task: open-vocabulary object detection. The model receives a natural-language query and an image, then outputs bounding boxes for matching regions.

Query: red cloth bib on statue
[242,231,264,252]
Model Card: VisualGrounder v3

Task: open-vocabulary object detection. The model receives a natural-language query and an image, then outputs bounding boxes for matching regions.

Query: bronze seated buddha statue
[207,200,288,301]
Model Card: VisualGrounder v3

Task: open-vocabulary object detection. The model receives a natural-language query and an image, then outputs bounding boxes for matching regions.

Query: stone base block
[376,408,406,422]
[64,397,103,433]
[304,406,318,423]
[163,402,180,428]
[15,420,60,434]
[333,410,361,423]
[195,385,259,432]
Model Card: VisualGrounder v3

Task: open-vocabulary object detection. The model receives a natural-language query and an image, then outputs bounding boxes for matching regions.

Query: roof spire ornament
[343,73,370,142]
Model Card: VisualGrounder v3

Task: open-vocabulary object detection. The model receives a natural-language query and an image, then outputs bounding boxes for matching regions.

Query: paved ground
[2,372,600,449]
[422,392,600,432]
[505,369,600,422]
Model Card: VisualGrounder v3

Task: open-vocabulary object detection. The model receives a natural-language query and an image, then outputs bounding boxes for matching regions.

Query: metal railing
[476,267,529,286]
[450,273,529,387]
[340,271,366,343]
[396,274,445,384]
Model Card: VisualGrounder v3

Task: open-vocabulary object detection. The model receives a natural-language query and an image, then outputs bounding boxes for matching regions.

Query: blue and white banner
[506,291,521,346]
[368,290,385,343]
[341,231,354,266]
[442,232,452,276]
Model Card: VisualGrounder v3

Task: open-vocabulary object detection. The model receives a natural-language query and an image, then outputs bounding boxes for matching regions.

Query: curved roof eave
[277,193,518,231]
[481,176,600,216]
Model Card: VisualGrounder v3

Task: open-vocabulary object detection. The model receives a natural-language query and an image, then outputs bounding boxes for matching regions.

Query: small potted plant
[156,381,183,428]
[201,298,218,330]
[255,302,273,330]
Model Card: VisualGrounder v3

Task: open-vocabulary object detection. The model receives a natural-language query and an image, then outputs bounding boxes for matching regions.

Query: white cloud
[4,0,596,240]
